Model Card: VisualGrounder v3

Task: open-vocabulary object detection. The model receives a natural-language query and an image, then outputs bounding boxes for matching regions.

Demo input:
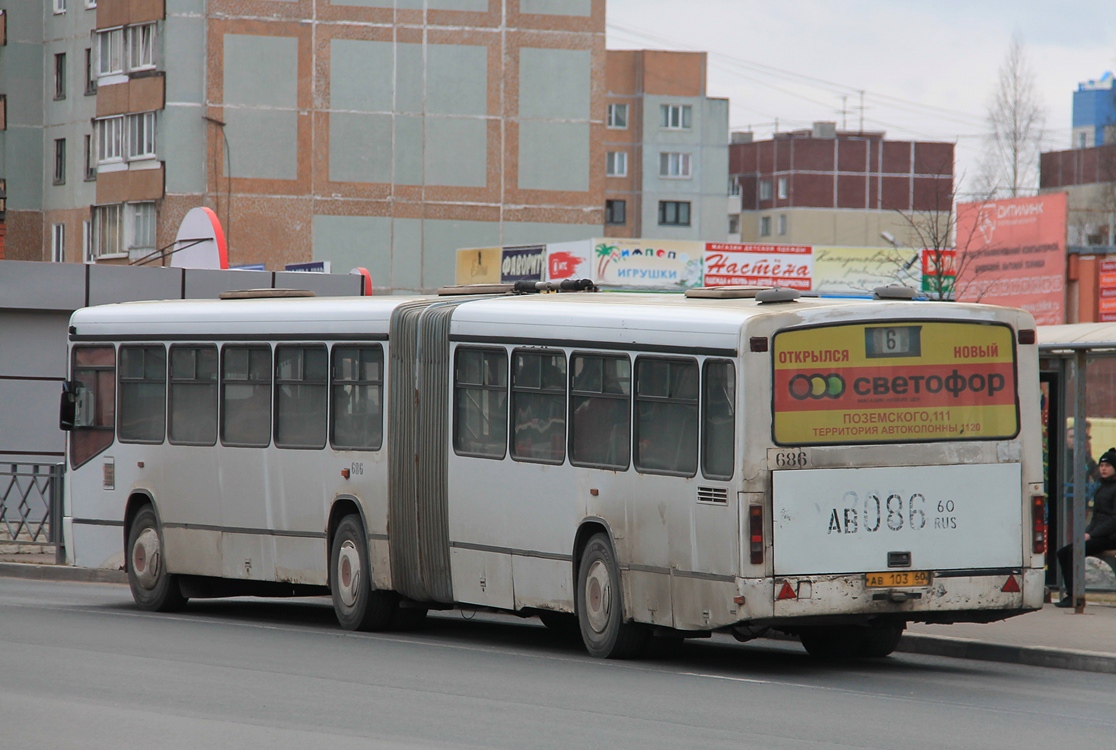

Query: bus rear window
[772,321,1018,446]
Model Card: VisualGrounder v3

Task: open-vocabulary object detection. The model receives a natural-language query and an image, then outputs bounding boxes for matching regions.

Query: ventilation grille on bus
[698,487,728,505]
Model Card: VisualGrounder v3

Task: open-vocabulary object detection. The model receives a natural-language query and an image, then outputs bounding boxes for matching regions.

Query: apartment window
[778,214,788,235]
[606,103,628,129]
[728,178,741,197]
[127,112,156,159]
[84,135,96,180]
[728,215,739,234]
[660,104,692,130]
[96,116,123,164]
[54,53,66,100]
[118,345,166,444]
[97,28,124,77]
[126,24,156,71]
[760,216,772,237]
[221,346,272,448]
[168,346,218,446]
[93,204,123,257]
[331,345,384,451]
[453,347,508,459]
[82,220,92,262]
[85,0,98,8]
[128,202,156,253]
[511,350,566,465]
[275,345,328,449]
[702,361,736,480]
[659,152,692,178]
[759,179,772,201]
[53,139,66,184]
[777,176,788,200]
[53,0,67,14]
[605,199,626,225]
[84,48,97,94]
[606,151,627,177]
[634,358,699,476]
[658,200,691,227]
[92,201,153,258]
[52,224,65,263]
[570,354,630,470]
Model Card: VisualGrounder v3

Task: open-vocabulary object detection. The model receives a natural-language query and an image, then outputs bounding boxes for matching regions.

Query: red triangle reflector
[777,581,797,600]
[1001,575,1020,593]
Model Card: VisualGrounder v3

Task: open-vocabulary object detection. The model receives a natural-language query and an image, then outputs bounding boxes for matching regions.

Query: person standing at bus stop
[1056,447,1116,607]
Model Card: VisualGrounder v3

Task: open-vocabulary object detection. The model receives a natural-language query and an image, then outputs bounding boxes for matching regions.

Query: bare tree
[977,32,1046,199]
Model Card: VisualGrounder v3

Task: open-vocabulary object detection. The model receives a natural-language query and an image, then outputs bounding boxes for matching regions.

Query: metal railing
[1,463,64,563]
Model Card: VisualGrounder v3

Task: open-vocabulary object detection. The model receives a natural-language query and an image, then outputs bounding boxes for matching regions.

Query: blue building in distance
[1073,72,1116,149]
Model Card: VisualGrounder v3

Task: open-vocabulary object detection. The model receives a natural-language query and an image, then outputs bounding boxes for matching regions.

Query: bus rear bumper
[756,567,1044,626]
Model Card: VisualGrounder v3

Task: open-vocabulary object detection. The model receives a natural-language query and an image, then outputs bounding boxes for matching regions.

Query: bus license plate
[865,571,930,588]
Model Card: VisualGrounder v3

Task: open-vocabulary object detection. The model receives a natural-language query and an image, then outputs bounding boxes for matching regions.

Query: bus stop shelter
[1038,323,1116,613]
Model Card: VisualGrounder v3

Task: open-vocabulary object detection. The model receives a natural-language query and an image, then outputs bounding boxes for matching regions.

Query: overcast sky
[607,0,1116,197]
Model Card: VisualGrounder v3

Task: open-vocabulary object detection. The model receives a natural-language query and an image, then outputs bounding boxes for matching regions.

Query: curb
[0,562,126,584]
[898,633,1116,675]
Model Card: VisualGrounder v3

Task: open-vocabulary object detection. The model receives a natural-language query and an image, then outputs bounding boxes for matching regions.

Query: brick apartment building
[602,49,729,241]
[0,0,607,292]
[729,124,954,247]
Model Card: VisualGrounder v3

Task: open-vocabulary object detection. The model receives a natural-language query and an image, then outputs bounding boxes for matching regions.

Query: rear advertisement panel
[773,322,1018,445]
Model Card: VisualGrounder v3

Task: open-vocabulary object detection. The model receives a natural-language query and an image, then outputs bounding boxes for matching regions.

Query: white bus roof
[69,292,1026,346]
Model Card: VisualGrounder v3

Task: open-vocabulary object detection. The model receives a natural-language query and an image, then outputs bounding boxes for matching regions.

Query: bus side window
[510,350,566,465]
[221,345,272,448]
[168,345,218,446]
[702,360,736,480]
[634,357,698,476]
[118,345,166,444]
[70,345,116,469]
[275,345,329,449]
[569,353,631,470]
[331,345,384,451]
[452,347,508,459]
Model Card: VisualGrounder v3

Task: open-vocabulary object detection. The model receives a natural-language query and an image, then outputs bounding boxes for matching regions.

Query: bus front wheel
[577,534,647,659]
[330,515,396,632]
[126,506,187,612]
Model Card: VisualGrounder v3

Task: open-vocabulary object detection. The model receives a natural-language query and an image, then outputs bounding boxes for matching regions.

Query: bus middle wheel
[330,514,396,632]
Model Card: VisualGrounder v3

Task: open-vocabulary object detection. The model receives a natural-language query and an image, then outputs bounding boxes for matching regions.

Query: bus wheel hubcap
[585,560,612,634]
[338,540,360,608]
[133,528,161,589]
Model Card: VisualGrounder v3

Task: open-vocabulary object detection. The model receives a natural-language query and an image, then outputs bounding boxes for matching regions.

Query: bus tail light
[1031,495,1046,554]
[749,505,764,565]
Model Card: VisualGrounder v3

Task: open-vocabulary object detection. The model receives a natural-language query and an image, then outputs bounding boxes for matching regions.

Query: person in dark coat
[1056,447,1116,607]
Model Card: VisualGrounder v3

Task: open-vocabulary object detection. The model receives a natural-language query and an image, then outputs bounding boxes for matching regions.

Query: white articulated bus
[60,284,1045,659]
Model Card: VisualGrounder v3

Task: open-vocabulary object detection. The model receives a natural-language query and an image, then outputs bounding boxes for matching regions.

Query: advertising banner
[545,240,592,281]
[954,194,1067,325]
[703,243,813,289]
[1099,259,1116,322]
[921,248,957,297]
[456,247,502,284]
[811,246,919,295]
[772,321,1018,446]
[593,239,704,289]
[500,245,545,282]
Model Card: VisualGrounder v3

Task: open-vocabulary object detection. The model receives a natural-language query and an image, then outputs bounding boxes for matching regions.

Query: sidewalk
[2,550,1115,674]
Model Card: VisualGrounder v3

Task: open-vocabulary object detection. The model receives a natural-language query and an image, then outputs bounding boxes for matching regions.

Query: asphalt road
[3,577,1114,749]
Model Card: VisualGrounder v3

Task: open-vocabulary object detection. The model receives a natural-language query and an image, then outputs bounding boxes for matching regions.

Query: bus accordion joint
[749,504,763,564]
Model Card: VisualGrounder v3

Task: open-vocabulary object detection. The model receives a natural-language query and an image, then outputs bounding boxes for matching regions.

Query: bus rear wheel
[577,534,647,659]
[127,506,187,612]
[331,514,396,632]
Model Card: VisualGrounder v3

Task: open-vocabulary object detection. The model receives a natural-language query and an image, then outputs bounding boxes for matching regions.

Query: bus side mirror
[59,380,93,431]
